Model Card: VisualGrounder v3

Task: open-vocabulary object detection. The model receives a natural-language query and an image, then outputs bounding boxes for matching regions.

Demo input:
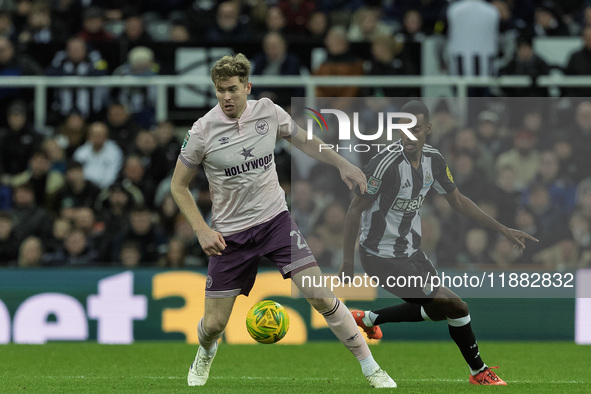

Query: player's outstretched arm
[339,194,373,279]
[286,127,367,194]
[170,159,226,256]
[444,188,539,252]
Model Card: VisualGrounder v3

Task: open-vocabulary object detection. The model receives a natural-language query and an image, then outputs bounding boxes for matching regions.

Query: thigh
[206,232,260,298]
[360,248,440,305]
[257,211,318,279]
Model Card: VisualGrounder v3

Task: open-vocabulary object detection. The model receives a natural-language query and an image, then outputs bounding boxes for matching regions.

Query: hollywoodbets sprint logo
[224,153,273,177]
[305,108,418,152]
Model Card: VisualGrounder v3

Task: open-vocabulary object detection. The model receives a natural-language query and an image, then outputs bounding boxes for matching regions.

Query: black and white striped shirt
[358,141,456,259]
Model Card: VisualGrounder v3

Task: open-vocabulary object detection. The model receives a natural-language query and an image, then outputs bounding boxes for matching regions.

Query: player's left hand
[339,163,367,194]
[503,228,539,252]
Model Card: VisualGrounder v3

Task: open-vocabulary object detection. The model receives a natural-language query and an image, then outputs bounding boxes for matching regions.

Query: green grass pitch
[2,341,590,393]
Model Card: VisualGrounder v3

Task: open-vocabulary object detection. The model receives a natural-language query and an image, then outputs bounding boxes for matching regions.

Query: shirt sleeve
[355,153,398,202]
[178,121,205,169]
[273,103,298,138]
[432,153,456,194]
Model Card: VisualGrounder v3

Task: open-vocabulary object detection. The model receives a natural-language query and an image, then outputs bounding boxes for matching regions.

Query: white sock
[359,354,380,376]
[319,299,372,363]
[197,341,217,357]
[470,364,488,376]
[363,311,378,327]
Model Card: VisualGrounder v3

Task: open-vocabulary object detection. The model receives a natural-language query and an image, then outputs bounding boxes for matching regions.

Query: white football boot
[366,368,397,388]
[187,343,218,386]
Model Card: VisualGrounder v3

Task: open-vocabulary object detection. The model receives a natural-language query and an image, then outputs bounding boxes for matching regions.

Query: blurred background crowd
[0,0,590,270]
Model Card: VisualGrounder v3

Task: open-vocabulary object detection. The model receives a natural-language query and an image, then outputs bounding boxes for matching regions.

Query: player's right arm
[170,160,226,256]
[339,194,373,279]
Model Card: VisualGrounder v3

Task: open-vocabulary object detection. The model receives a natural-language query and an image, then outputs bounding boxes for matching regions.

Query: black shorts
[360,247,440,305]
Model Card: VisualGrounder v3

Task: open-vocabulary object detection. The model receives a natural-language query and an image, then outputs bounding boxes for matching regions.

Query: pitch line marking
[31,376,585,384]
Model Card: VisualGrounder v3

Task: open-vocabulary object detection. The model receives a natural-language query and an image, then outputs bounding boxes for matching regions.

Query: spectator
[254,6,287,38]
[456,227,490,266]
[492,165,520,227]
[524,182,567,241]
[53,160,101,214]
[11,183,53,242]
[475,110,510,157]
[496,129,540,191]
[0,100,42,176]
[112,206,167,264]
[347,7,392,43]
[205,1,250,42]
[314,203,346,255]
[291,179,326,237]
[153,120,180,172]
[575,177,591,220]
[17,0,68,44]
[314,26,364,100]
[450,127,495,184]
[132,130,170,184]
[0,10,18,42]
[278,0,315,36]
[251,32,304,107]
[73,121,124,189]
[305,232,333,268]
[365,35,419,98]
[169,19,191,42]
[45,228,98,266]
[159,237,189,268]
[55,111,88,157]
[96,181,141,248]
[112,46,158,128]
[157,193,179,238]
[524,150,577,215]
[118,241,141,268]
[427,100,459,155]
[42,138,67,175]
[550,133,579,182]
[512,205,543,263]
[564,25,591,97]
[500,34,550,97]
[46,38,109,124]
[104,101,141,154]
[446,0,500,95]
[118,155,157,207]
[489,234,520,268]
[0,35,42,109]
[305,10,329,42]
[0,212,18,265]
[449,151,490,202]
[395,9,425,43]
[119,14,153,51]
[17,235,43,267]
[9,150,65,210]
[569,100,591,181]
[77,7,115,42]
[533,1,569,36]
[44,217,71,253]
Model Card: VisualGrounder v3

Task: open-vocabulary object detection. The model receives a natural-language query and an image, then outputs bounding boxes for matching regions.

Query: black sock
[448,321,485,371]
[373,303,424,325]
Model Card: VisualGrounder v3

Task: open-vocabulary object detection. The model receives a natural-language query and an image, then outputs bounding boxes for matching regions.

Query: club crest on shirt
[255,119,270,135]
[424,171,433,186]
[367,176,382,194]
[182,131,190,149]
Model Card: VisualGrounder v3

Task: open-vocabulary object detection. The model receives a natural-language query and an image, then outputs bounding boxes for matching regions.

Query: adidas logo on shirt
[401,179,411,188]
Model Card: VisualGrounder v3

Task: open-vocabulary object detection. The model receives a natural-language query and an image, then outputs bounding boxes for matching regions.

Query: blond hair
[210,53,251,87]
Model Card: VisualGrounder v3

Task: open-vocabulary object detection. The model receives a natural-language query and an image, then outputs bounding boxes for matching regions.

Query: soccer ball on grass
[246,300,290,344]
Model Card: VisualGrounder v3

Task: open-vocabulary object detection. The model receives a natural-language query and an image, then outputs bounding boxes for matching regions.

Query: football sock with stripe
[447,315,485,372]
[320,298,377,376]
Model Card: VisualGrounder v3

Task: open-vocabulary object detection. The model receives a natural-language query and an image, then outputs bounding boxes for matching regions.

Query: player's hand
[196,228,227,256]
[503,228,539,252]
[338,261,354,284]
[339,163,367,194]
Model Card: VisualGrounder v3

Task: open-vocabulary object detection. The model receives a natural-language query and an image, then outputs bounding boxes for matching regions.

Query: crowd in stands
[0,0,591,270]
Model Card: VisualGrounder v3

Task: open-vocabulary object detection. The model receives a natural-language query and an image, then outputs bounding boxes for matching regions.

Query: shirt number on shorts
[290,230,308,249]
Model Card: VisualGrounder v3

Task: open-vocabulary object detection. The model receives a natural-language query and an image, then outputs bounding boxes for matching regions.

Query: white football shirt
[179,98,298,236]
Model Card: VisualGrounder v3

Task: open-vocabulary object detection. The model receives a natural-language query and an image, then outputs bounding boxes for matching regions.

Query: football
[246,300,290,344]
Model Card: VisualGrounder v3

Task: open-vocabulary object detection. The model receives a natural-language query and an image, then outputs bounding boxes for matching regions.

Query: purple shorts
[205,211,317,298]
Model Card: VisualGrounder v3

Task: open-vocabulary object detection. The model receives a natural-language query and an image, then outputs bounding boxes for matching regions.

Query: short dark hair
[401,100,430,123]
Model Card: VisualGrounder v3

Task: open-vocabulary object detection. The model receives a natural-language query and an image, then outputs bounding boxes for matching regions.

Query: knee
[446,298,469,318]
[308,297,334,313]
[202,316,228,335]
